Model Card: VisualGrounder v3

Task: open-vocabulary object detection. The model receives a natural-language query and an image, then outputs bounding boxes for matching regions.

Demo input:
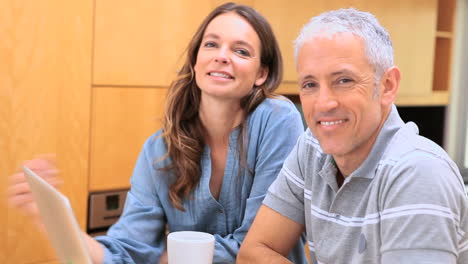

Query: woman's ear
[379,66,401,105]
[254,67,269,87]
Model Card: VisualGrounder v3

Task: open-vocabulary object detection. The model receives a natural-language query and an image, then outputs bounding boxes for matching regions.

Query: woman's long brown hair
[161,2,283,210]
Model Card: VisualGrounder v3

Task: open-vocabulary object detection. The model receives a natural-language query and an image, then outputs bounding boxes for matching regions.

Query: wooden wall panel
[89,87,167,191]
[382,0,437,97]
[0,7,10,261]
[253,0,322,84]
[93,0,256,87]
[93,0,217,86]
[0,1,11,258]
[255,0,437,98]
[94,0,438,103]
[1,0,92,263]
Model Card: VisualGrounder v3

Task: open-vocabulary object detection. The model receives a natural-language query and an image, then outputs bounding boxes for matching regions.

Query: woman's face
[194,12,268,102]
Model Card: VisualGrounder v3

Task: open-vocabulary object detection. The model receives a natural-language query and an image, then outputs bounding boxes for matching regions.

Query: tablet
[23,165,92,264]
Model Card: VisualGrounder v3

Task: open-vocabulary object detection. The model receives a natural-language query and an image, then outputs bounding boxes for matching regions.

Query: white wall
[446,0,468,176]
[465,120,468,168]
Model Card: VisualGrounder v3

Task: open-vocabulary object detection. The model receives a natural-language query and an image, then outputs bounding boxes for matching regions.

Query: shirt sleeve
[95,139,167,264]
[212,101,306,263]
[379,153,468,264]
[263,130,307,225]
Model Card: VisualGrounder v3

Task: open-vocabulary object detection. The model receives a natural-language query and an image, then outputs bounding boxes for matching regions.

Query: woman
[8,2,306,263]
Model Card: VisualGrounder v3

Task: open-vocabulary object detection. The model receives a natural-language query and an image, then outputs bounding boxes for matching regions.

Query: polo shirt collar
[347,104,405,180]
[319,155,340,191]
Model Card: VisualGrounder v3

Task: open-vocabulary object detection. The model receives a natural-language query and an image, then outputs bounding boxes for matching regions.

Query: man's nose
[315,86,339,112]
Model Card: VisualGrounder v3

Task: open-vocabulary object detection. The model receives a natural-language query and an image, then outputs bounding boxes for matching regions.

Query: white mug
[167,231,215,264]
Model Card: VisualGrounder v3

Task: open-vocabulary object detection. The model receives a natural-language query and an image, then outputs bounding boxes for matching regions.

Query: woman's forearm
[83,231,105,264]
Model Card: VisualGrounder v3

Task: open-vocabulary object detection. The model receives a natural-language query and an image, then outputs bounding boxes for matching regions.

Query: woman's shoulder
[252,96,299,117]
[138,129,173,173]
[141,129,168,156]
[247,96,303,134]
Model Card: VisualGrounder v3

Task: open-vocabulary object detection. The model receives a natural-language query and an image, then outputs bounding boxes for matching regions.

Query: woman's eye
[235,49,251,57]
[203,41,216,48]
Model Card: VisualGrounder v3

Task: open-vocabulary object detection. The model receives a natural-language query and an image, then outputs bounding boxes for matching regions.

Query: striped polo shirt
[264,105,468,264]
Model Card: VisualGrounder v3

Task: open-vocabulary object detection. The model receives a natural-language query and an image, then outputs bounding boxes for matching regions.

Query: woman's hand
[7,156,106,263]
[7,155,62,227]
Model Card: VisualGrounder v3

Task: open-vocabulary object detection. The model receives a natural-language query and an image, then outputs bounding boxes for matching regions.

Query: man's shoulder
[381,122,449,165]
[291,129,327,168]
[377,122,463,186]
[295,128,319,149]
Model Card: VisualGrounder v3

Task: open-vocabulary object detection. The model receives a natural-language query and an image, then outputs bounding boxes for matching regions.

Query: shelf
[436,31,453,39]
[432,0,456,96]
[395,91,450,106]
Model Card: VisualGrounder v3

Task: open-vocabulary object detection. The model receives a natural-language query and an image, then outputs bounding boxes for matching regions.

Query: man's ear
[379,66,401,105]
[254,66,269,87]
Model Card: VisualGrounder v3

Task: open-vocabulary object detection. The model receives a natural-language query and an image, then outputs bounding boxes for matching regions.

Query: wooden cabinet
[1,0,93,263]
[92,0,451,105]
[89,87,167,190]
[94,0,214,86]
[395,0,456,105]
[93,0,254,86]
[433,0,456,95]
[256,0,441,101]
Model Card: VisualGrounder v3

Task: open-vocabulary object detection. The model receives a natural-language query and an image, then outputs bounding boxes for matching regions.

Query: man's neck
[333,105,393,177]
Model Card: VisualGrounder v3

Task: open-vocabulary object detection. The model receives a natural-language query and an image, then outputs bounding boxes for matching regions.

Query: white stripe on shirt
[283,166,304,189]
[310,203,460,228]
[304,189,312,200]
[459,239,468,253]
[308,241,315,252]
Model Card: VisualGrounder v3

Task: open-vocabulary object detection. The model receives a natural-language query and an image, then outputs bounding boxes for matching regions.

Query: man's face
[297,33,387,169]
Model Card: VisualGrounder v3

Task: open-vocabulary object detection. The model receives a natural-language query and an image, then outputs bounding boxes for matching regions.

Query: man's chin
[319,143,347,157]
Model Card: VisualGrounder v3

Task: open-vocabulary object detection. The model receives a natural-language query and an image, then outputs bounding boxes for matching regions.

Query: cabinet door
[89,87,167,191]
[255,0,437,100]
[1,0,92,263]
[93,0,258,87]
[94,0,215,86]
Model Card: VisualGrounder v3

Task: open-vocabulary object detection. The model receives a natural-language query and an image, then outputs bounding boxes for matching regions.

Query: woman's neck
[198,96,245,146]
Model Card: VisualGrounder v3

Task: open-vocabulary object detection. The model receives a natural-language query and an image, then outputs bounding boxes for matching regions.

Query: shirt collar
[347,104,405,179]
[319,104,406,182]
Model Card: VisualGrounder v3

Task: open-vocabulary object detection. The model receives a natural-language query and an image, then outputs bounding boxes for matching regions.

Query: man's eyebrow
[299,74,316,80]
[331,69,353,76]
[299,70,355,80]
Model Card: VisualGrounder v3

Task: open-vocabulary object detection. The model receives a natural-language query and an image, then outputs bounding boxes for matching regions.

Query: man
[237,8,468,264]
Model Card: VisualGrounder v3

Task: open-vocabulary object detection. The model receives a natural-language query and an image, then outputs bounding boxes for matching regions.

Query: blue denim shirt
[95,98,307,264]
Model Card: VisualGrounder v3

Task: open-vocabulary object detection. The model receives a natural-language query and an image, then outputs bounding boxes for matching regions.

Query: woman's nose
[214,48,229,64]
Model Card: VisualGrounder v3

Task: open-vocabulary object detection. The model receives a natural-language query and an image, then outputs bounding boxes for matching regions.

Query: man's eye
[338,78,353,84]
[302,82,317,89]
[301,82,319,93]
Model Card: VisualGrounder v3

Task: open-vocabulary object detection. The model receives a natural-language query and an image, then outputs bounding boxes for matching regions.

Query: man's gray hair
[294,8,394,87]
